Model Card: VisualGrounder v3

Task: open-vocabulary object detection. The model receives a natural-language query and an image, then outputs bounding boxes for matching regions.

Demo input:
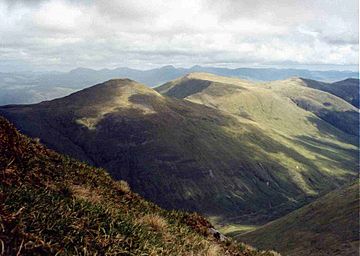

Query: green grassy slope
[1,78,358,226]
[238,182,359,256]
[156,72,358,221]
[157,73,358,137]
[0,116,279,256]
[268,77,359,136]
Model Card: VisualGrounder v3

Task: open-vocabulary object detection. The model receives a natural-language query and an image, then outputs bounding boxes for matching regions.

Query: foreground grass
[0,117,278,255]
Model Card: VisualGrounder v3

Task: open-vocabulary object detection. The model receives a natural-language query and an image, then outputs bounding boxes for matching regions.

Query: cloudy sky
[0,0,358,72]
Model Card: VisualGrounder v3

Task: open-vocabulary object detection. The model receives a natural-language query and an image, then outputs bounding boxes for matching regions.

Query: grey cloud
[322,36,359,46]
[3,0,45,8]
[94,0,155,21]
[0,0,358,72]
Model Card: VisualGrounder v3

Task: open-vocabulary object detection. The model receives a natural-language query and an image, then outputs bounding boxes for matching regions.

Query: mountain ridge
[1,77,358,227]
[156,73,359,137]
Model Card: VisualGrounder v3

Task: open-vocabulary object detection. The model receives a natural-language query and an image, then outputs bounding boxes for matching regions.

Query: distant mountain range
[0,65,358,105]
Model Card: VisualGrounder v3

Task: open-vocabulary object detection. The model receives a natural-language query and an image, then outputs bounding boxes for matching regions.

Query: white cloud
[32,1,83,32]
[0,0,358,71]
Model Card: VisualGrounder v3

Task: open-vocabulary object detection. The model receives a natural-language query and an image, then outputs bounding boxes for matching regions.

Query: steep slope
[238,182,359,256]
[268,77,359,136]
[299,78,359,108]
[1,78,358,225]
[0,116,277,256]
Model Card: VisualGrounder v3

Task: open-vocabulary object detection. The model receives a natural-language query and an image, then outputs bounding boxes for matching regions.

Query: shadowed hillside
[0,116,279,256]
[1,78,358,226]
[238,182,359,256]
[299,78,359,108]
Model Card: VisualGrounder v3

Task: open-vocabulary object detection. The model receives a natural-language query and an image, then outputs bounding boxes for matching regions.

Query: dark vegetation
[0,116,279,255]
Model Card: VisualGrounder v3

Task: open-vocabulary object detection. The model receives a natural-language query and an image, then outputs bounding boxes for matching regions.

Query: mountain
[156,72,359,213]
[267,77,359,136]
[155,73,360,255]
[157,73,359,136]
[237,182,359,256]
[0,66,358,105]
[299,78,359,108]
[1,78,358,227]
[0,116,279,256]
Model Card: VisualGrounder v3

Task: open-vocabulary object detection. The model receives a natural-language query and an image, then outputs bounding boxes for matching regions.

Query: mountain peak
[185,72,216,79]
[183,72,253,85]
[64,78,161,100]
[103,78,138,85]
[155,72,254,100]
[40,78,163,129]
[334,77,359,84]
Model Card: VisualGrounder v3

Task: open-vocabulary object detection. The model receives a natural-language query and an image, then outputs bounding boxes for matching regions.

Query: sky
[0,0,359,72]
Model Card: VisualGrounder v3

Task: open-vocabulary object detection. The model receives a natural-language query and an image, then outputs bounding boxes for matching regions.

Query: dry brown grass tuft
[267,250,281,256]
[202,243,222,256]
[116,180,131,193]
[70,184,102,203]
[137,214,168,233]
